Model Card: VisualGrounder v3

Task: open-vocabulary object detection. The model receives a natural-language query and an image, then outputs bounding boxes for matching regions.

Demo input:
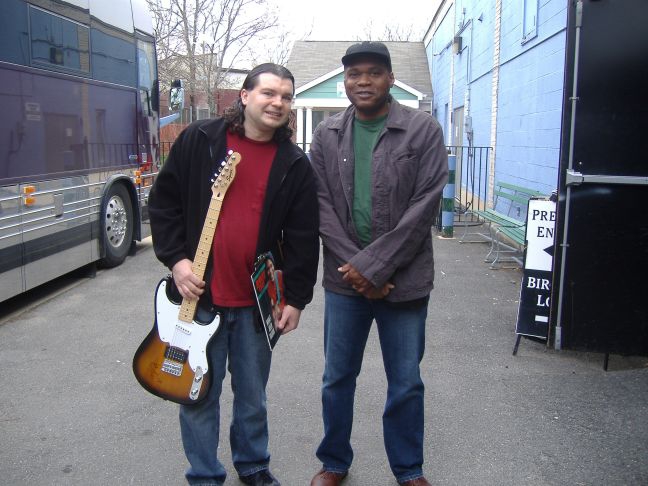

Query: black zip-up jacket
[148,118,319,310]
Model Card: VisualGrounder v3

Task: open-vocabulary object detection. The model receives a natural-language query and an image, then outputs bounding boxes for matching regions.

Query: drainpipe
[488,0,503,209]
[459,17,474,148]
[554,0,583,350]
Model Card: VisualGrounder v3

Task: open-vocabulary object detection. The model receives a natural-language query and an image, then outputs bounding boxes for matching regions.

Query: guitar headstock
[211,151,242,201]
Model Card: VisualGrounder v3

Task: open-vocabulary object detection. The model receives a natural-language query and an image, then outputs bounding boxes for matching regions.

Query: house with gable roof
[286,41,434,152]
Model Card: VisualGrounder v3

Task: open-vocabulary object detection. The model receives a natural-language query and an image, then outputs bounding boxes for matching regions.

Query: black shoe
[239,469,281,486]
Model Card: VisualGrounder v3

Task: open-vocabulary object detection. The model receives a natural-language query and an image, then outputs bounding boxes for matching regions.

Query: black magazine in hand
[251,252,284,350]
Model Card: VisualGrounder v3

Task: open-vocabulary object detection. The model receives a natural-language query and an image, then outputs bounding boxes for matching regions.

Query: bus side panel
[0,64,140,296]
[20,176,94,292]
[0,184,24,301]
[0,0,157,302]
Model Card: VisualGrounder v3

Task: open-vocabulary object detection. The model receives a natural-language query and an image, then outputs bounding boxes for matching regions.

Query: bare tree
[358,20,375,41]
[380,23,423,41]
[264,31,294,66]
[355,21,424,42]
[147,0,183,85]
[247,28,309,67]
[246,19,314,68]
[148,0,277,120]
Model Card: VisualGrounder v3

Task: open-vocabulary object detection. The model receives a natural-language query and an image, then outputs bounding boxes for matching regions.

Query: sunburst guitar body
[132,151,242,405]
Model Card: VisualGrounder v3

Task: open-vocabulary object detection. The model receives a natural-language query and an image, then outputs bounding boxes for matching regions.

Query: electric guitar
[132,151,242,405]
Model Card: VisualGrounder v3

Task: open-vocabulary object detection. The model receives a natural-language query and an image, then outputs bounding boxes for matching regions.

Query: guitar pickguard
[155,278,220,374]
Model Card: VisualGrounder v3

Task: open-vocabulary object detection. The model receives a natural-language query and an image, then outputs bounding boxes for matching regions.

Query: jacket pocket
[382,149,418,220]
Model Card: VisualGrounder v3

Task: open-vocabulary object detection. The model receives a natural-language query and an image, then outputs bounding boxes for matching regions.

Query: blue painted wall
[427,0,568,195]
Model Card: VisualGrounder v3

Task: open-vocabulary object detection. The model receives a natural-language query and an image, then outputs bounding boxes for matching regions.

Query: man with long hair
[149,63,319,486]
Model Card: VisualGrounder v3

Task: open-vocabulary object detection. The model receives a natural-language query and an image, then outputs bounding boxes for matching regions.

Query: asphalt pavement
[1,230,647,486]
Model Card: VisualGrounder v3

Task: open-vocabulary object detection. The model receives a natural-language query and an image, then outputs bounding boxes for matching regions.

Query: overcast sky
[270,0,440,41]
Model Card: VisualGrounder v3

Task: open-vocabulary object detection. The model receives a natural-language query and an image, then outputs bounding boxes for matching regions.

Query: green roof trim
[298,72,417,101]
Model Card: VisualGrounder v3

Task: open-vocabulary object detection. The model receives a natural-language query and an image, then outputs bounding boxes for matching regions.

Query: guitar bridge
[161,346,189,376]
[161,360,182,376]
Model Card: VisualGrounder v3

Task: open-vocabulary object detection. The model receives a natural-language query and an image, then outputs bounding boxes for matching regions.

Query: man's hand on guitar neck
[172,259,205,301]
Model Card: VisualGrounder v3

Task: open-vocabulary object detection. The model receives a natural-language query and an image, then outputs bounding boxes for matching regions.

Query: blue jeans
[316,290,428,483]
[179,306,272,485]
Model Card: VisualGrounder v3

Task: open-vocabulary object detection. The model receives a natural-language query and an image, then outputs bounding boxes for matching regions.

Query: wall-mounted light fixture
[452,35,462,54]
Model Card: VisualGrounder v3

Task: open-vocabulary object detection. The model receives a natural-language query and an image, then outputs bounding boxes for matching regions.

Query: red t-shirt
[210,132,277,306]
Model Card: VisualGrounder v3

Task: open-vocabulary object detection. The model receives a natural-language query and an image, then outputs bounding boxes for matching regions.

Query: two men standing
[147,42,447,486]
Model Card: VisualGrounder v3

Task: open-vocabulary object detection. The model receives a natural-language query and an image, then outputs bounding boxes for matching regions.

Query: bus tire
[99,184,133,268]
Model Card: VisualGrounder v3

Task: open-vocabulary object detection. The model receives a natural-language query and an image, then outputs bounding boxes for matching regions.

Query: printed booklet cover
[251,252,285,350]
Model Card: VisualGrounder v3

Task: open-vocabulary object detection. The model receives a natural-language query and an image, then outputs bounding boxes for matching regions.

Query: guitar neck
[178,197,224,324]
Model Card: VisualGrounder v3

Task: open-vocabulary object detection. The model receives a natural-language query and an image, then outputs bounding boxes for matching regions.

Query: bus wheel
[100,184,133,268]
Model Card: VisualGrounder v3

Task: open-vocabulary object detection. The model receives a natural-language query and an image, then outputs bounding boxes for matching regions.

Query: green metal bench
[459,181,545,268]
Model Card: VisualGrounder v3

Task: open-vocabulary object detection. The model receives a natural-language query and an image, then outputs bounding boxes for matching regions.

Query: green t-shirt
[353,115,387,247]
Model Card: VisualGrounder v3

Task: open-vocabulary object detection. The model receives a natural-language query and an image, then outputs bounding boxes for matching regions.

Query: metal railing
[159,141,174,165]
[157,140,491,229]
[446,145,491,225]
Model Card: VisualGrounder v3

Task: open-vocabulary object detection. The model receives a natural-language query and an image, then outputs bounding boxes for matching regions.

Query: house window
[522,0,538,44]
[181,107,191,124]
[312,110,325,133]
[311,110,345,134]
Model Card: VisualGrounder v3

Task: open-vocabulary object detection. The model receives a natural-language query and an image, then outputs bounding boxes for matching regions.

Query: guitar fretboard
[176,152,240,324]
[178,200,224,323]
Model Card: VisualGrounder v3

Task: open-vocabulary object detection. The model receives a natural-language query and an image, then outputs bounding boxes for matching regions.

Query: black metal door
[553,0,648,355]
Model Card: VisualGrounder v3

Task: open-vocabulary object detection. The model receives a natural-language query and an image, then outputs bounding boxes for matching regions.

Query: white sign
[515,199,556,341]
[524,199,556,272]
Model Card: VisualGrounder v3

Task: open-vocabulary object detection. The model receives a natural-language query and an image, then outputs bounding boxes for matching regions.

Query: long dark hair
[222,63,295,143]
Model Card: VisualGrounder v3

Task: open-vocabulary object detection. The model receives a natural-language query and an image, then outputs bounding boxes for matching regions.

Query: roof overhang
[295,67,426,101]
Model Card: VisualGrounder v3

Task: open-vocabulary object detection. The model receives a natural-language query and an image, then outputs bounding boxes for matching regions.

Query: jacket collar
[198,117,227,142]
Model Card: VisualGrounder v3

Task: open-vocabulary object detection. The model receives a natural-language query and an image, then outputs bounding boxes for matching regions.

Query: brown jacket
[310,101,448,302]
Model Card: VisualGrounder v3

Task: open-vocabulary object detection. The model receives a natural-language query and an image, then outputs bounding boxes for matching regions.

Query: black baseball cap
[341,41,392,71]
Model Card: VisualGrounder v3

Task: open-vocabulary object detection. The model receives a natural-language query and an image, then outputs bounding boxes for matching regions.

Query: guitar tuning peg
[228,149,233,155]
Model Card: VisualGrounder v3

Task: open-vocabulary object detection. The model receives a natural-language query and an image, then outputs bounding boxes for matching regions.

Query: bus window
[0,0,29,65]
[91,28,137,87]
[137,39,158,114]
[29,6,90,74]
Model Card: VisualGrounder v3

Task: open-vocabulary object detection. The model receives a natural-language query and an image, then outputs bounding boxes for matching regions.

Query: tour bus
[0,0,160,302]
